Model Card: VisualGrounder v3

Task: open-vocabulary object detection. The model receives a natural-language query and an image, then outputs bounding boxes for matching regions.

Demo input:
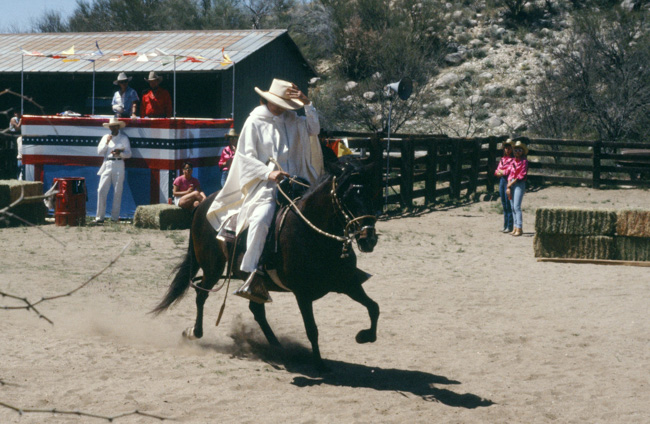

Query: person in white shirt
[111,72,139,118]
[206,79,323,303]
[95,117,132,223]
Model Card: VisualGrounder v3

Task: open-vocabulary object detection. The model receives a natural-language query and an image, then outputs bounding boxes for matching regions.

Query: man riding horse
[206,78,324,303]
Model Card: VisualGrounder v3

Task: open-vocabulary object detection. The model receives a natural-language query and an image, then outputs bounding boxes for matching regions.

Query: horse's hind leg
[184,273,218,340]
[249,301,281,347]
[345,284,379,344]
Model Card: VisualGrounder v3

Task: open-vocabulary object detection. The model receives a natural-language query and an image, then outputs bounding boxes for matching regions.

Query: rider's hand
[268,170,289,183]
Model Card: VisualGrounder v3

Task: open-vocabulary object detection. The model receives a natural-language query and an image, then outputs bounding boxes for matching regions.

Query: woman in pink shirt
[495,139,514,233]
[173,162,207,209]
[219,128,238,188]
[506,139,529,236]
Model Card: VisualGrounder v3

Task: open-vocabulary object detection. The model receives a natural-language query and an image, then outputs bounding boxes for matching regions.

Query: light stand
[383,77,412,212]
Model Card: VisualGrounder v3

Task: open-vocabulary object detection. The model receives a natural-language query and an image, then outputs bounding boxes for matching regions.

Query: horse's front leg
[344,284,379,344]
[296,296,329,372]
[249,301,281,347]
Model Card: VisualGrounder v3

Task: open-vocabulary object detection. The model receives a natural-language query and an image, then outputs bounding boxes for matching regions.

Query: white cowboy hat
[145,71,163,82]
[226,128,239,138]
[103,117,126,128]
[254,79,304,111]
[113,72,132,85]
[513,140,529,155]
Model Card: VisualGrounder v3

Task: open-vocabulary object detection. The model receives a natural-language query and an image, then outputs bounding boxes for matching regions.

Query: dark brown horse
[152,147,382,371]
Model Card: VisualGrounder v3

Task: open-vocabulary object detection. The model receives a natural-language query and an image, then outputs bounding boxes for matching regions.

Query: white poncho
[206,104,324,234]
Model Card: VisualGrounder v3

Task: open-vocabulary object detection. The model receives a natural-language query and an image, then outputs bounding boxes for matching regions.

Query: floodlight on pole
[383,77,412,211]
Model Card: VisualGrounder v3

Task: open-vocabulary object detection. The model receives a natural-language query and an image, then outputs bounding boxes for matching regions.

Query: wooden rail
[326,131,650,210]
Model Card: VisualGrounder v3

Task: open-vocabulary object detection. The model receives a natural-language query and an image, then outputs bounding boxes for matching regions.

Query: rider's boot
[234,269,272,304]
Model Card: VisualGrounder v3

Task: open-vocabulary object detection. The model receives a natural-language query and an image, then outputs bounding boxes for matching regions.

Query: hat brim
[514,144,528,155]
[103,121,127,129]
[145,76,163,82]
[113,77,132,85]
[255,87,303,111]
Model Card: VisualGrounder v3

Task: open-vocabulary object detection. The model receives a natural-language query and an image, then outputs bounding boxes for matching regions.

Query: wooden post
[592,140,601,189]
[469,139,481,195]
[400,137,414,210]
[425,139,438,205]
[371,133,384,213]
[451,139,462,198]
[486,137,497,194]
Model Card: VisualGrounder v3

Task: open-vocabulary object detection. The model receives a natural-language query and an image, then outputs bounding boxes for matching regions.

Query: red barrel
[54,177,87,226]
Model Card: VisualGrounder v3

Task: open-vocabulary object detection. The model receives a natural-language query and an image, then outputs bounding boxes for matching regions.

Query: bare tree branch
[0,401,169,421]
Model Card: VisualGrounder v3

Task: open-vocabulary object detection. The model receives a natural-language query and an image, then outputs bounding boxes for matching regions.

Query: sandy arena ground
[1,185,649,423]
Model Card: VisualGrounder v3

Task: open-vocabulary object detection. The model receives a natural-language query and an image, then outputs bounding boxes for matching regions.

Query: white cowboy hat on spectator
[113,72,132,85]
[513,140,529,155]
[503,138,513,146]
[145,71,163,82]
[226,128,239,138]
[103,117,126,128]
[254,79,304,111]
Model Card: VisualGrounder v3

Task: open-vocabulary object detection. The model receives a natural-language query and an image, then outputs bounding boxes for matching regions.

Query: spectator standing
[96,117,132,223]
[111,72,139,118]
[140,72,172,118]
[494,139,514,233]
[506,139,529,237]
[9,112,23,179]
[172,162,207,209]
[218,128,239,188]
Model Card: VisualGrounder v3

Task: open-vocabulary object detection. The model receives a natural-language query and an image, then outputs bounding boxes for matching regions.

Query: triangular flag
[49,55,66,59]
[93,41,103,56]
[20,46,43,56]
[62,58,80,62]
[136,54,149,62]
[221,48,233,66]
[155,48,169,56]
[109,56,123,62]
[62,46,75,55]
[184,56,203,63]
[122,50,137,56]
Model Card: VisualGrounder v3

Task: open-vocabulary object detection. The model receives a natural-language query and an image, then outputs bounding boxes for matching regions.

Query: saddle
[217,176,309,291]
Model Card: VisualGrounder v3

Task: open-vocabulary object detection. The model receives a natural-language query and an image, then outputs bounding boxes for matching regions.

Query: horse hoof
[182,327,198,340]
[355,329,377,344]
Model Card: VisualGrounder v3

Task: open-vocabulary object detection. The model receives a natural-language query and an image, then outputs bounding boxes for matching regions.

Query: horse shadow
[246,339,494,409]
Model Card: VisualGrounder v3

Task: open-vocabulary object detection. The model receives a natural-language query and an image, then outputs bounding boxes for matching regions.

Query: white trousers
[96,160,125,221]
[240,199,276,273]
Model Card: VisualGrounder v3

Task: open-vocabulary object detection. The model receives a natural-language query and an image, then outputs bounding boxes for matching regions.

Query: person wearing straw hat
[111,72,139,118]
[95,117,132,223]
[506,138,529,237]
[494,138,514,233]
[218,128,239,188]
[206,78,324,303]
[140,71,172,118]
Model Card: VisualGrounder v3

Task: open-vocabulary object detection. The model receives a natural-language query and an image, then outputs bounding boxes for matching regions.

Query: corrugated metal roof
[0,30,289,73]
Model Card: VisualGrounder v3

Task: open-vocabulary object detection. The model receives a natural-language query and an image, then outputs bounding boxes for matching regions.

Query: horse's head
[327,140,382,253]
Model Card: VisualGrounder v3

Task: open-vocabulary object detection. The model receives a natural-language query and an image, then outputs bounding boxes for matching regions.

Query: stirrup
[233,271,272,304]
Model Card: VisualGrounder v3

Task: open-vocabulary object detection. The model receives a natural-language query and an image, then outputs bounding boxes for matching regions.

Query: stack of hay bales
[133,204,192,230]
[534,207,650,261]
[0,179,47,227]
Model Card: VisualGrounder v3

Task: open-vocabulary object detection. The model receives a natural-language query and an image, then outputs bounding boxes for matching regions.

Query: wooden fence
[323,131,650,210]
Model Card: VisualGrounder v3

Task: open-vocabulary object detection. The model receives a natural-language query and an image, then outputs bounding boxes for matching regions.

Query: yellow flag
[62,59,80,62]
[62,46,75,55]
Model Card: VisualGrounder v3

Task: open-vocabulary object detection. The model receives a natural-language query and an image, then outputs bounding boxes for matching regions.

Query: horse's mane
[301,155,365,202]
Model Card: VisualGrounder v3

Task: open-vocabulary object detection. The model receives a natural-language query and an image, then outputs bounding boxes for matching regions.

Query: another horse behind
[152,145,382,371]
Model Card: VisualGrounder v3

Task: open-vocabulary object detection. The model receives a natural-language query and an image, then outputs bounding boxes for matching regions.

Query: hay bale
[0,179,44,207]
[534,234,614,259]
[0,180,46,227]
[535,207,617,236]
[133,204,192,230]
[615,237,650,262]
[616,210,650,238]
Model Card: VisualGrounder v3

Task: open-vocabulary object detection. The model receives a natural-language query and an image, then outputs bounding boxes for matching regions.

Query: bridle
[277,174,377,258]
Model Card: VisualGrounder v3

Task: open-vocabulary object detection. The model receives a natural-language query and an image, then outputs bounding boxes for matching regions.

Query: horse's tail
[150,230,199,315]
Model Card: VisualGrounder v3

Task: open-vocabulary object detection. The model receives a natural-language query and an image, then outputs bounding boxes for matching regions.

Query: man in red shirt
[140,71,172,118]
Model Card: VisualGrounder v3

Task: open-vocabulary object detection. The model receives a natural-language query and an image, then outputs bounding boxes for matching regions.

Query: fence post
[592,139,601,189]
[469,139,480,195]
[425,139,438,205]
[371,133,384,213]
[400,137,414,210]
[486,137,497,194]
[451,139,462,198]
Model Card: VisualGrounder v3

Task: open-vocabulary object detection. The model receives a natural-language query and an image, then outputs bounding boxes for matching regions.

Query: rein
[271,158,376,258]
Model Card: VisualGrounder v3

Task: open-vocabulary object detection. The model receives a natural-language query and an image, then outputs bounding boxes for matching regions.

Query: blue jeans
[509,180,526,229]
[498,177,513,230]
[220,170,229,189]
